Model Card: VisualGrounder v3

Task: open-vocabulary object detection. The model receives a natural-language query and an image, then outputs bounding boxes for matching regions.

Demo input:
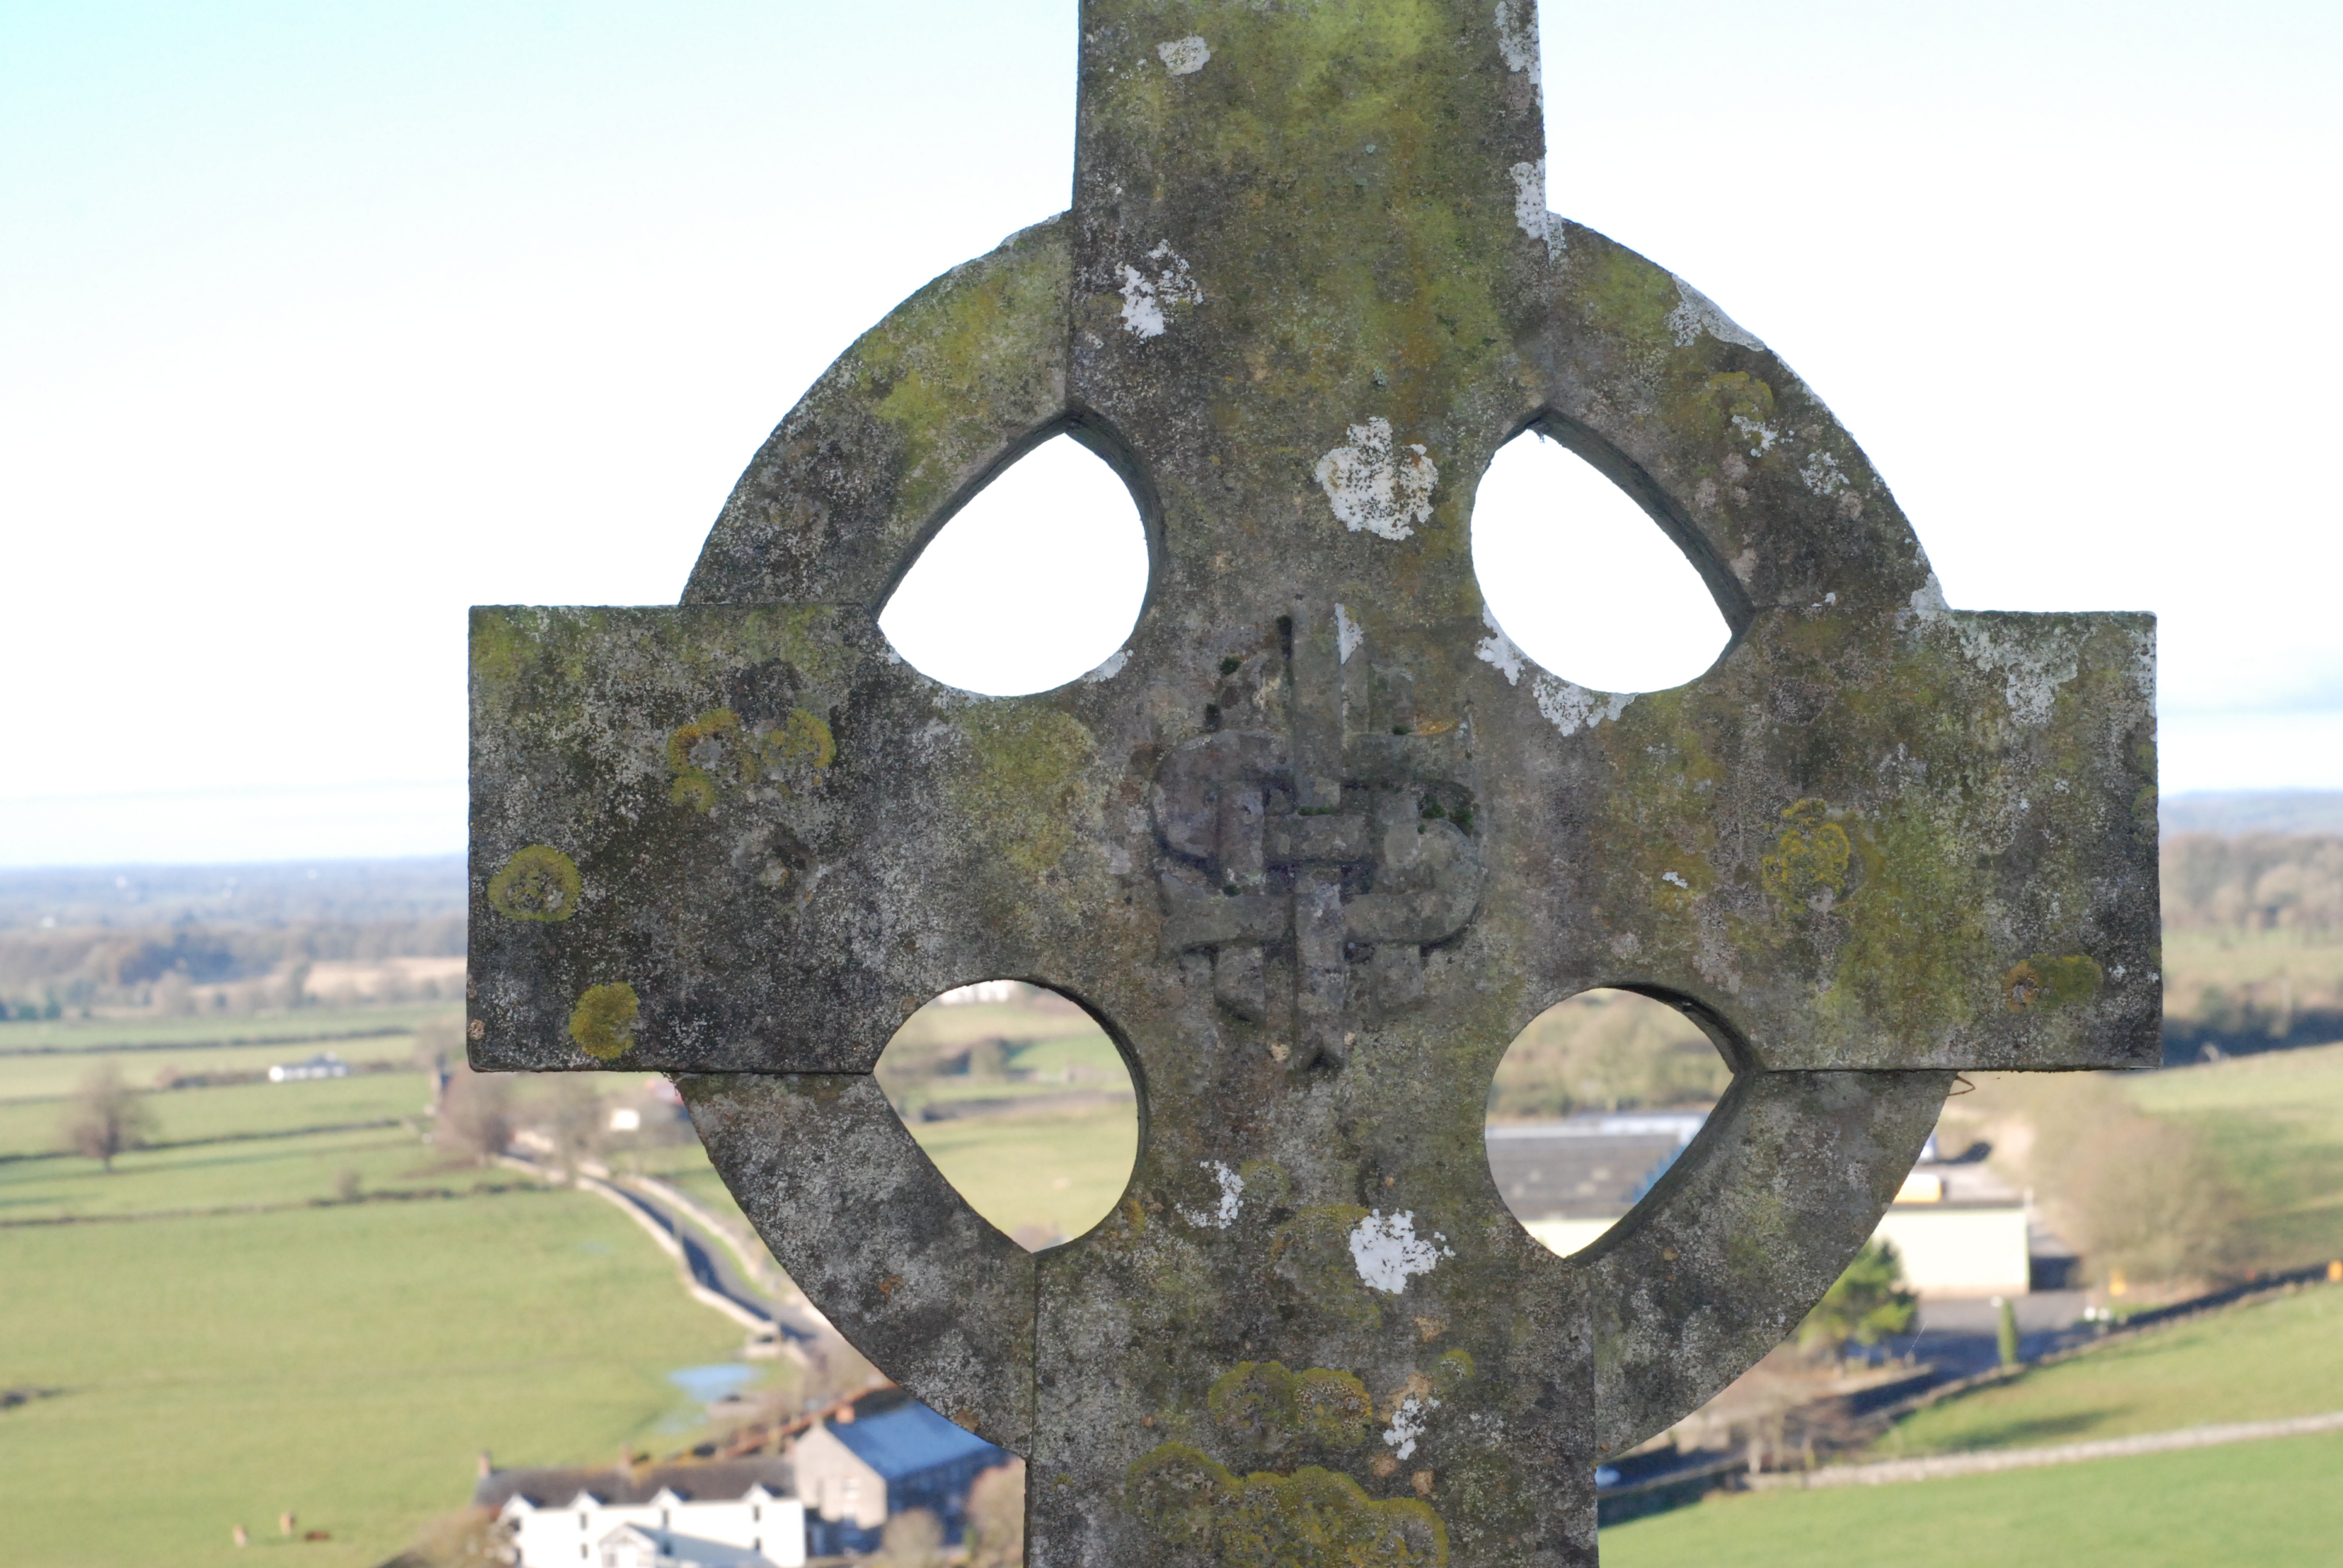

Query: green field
[1873,1285,2343,1457]
[2160,927,2343,1024]
[1607,1284,2343,1564]
[0,1002,458,1053]
[1602,1429,2343,1567]
[0,1071,429,1161]
[0,1123,482,1223]
[2120,1041,2343,1269]
[900,1103,1139,1244]
[0,1037,422,1105]
[0,1011,773,1568]
[0,1188,748,1568]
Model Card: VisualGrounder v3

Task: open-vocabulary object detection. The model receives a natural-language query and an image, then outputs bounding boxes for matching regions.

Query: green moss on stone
[953,706,1097,875]
[1128,1442,1447,1568]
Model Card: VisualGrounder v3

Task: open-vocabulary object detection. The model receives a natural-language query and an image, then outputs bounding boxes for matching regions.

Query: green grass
[2160,927,2343,1014]
[0,1125,482,1223]
[1870,1285,2343,1457]
[2122,1042,2343,1269]
[0,1072,430,1159]
[902,1103,1138,1243]
[0,1188,750,1568]
[1601,1430,2343,1567]
[1004,1028,1130,1080]
[0,1002,457,1053]
[0,1037,421,1104]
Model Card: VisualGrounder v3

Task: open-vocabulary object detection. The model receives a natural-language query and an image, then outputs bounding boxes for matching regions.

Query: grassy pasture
[0,1071,429,1159]
[0,1037,420,1105]
[1872,1284,2343,1457]
[892,1103,1138,1244]
[1607,1284,2343,1564]
[1602,1429,2343,1567]
[2121,1040,2343,1270]
[0,1002,457,1053]
[0,1188,746,1568]
[0,1124,483,1223]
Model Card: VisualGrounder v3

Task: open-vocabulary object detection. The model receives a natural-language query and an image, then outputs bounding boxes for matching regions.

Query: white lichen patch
[1798,449,1847,496]
[1953,617,2085,727]
[1509,158,1551,248]
[1083,647,1130,683]
[1383,1391,1439,1460]
[1349,1210,1451,1294]
[1157,36,1211,75]
[1117,242,1202,338]
[1661,870,1689,889]
[1314,417,1438,541]
[1533,675,1634,736]
[1730,413,1778,457]
[1475,606,1526,686]
[1179,1160,1245,1229]
[1336,603,1363,665]
[1494,0,1540,85]
[1899,577,1951,627]
[1666,275,1766,351]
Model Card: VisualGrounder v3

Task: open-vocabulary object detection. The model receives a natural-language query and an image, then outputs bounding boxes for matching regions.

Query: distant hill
[0,856,464,932]
[2161,790,2343,837]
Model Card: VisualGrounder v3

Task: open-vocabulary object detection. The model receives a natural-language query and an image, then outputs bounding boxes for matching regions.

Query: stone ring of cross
[469,5,2157,1564]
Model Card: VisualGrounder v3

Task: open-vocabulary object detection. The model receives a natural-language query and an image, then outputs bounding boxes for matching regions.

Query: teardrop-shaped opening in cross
[875,980,1140,1251]
[878,434,1150,696]
[1471,429,1732,694]
[1484,988,1733,1258]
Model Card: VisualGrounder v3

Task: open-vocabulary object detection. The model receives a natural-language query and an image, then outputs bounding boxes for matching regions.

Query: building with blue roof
[790,1397,1011,1555]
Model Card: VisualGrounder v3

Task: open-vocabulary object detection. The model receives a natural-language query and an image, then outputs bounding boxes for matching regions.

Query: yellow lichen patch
[486,844,582,923]
[568,982,640,1060]
[667,705,833,814]
[1129,1443,1447,1568]
[2003,953,2105,1011]
[764,707,836,774]
[1760,799,1851,901]
[1209,1362,1373,1452]
[667,708,744,813]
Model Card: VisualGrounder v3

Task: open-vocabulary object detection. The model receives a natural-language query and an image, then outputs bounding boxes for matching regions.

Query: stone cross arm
[468,587,2155,1080]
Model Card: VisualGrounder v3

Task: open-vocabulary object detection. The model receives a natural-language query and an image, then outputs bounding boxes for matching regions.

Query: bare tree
[434,1064,513,1164]
[965,1459,1026,1568]
[876,1509,943,1568]
[64,1062,156,1171]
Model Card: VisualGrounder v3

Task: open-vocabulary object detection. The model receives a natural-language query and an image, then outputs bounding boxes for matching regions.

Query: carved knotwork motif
[1152,615,1484,1056]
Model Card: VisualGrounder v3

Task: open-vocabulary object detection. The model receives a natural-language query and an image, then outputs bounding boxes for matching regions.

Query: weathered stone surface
[469,4,2157,1564]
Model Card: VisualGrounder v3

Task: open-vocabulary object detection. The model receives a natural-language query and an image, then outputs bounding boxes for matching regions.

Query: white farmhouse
[1489,1114,2039,1296]
[267,1052,349,1082]
[494,1470,803,1568]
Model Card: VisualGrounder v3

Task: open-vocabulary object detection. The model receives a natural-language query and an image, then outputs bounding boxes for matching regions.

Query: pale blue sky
[2,1,2337,864]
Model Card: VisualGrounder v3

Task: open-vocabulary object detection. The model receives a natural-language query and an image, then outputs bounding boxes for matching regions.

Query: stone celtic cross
[468,4,2158,1564]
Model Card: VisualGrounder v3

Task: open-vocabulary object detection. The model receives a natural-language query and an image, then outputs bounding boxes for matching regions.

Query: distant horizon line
[4,788,2341,877]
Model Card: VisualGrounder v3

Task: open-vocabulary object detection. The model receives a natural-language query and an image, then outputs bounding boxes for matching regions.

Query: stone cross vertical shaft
[467,4,2159,1565]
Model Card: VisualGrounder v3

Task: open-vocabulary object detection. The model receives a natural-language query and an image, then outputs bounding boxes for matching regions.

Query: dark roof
[1484,1116,1701,1220]
[825,1402,1006,1481]
[476,1457,793,1511]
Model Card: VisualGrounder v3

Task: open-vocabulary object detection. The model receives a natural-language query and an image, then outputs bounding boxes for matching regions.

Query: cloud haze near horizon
[2,1,2337,866]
